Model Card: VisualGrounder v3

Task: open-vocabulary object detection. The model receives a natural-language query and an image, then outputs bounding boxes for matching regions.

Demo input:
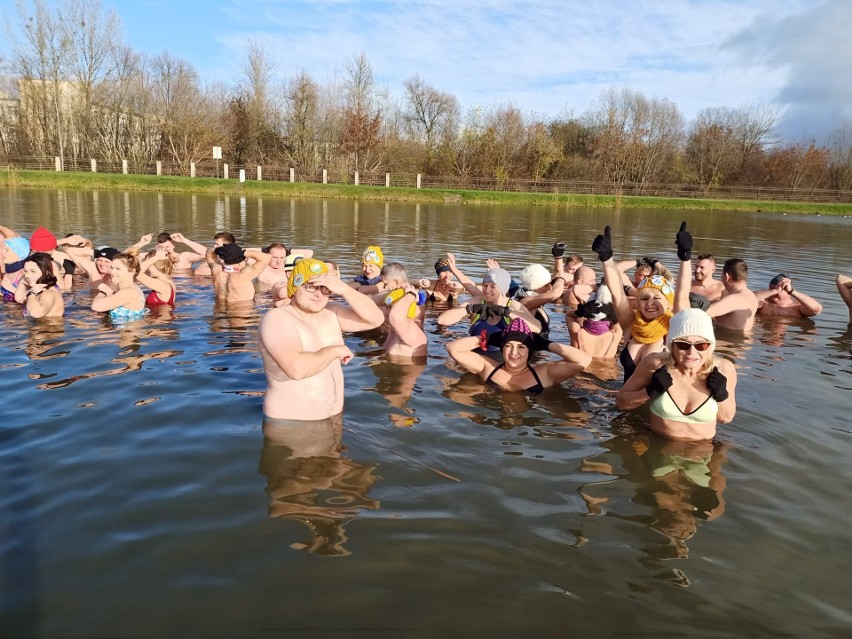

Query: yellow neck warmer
[631,310,672,344]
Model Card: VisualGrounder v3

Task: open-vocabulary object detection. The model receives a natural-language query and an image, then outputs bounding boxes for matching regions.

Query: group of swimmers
[2,219,849,445]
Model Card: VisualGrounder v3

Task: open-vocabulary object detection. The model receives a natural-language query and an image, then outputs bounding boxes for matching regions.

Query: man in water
[691,254,725,302]
[206,242,271,304]
[707,258,758,331]
[755,273,822,318]
[376,262,427,360]
[258,243,315,286]
[258,257,385,422]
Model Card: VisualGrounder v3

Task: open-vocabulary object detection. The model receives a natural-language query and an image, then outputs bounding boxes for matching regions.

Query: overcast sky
[1,0,850,141]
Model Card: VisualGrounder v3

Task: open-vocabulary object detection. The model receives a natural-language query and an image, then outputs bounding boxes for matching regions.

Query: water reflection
[259,416,380,556]
[580,432,728,585]
[367,359,426,428]
[25,317,69,361]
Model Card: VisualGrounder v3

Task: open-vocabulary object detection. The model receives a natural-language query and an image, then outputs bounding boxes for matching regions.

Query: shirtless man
[206,242,271,304]
[258,257,385,422]
[707,258,758,331]
[194,232,235,276]
[691,254,725,302]
[376,262,427,359]
[155,232,208,272]
[564,265,597,307]
[258,243,315,287]
[755,274,822,318]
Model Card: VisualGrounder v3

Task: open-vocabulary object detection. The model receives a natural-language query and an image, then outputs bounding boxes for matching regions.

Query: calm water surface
[1,188,851,637]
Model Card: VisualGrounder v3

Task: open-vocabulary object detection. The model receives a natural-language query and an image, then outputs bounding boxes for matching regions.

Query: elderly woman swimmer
[616,309,737,442]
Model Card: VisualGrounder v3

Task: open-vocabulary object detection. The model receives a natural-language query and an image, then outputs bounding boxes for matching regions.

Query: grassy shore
[3,168,851,215]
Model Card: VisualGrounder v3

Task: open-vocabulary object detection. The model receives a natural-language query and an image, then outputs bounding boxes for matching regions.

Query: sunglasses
[672,340,711,352]
[303,283,332,296]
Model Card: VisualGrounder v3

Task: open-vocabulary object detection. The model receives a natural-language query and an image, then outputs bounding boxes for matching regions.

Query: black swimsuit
[485,363,545,395]
[619,344,637,382]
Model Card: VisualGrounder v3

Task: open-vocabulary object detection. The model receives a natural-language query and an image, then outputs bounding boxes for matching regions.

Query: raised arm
[446,335,493,376]
[540,338,593,384]
[593,225,633,332]
[317,273,385,332]
[446,252,481,297]
[673,221,692,313]
[387,290,427,348]
[170,232,209,256]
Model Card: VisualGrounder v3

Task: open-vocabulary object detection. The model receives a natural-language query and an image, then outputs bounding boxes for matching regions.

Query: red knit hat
[30,226,57,252]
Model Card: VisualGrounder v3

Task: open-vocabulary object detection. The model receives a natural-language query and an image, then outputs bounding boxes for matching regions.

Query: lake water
[1,188,851,637]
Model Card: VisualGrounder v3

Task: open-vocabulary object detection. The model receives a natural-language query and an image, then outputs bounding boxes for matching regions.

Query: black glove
[63,258,77,276]
[485,330,504,348]
[592,225,613,262]
[551,241,566,258]
[646,367,674,400]
[675,221,693,262]
[706,367,729,402]
[486,304,512,319]
[466,303,488,316]
[530,333,552,351]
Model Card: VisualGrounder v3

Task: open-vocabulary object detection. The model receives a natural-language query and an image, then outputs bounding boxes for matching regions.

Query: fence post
[385,173,390,187]
[54,157,61,171]
[290,167,295,183]
[223,163,229,180]
[354,171,359,186]
[190,162,196,178]
[239,169,245,183]
[156,160,162,176]
[257,165,262,181]
[416,174,421,189]
[90,159,97,172]
[122,159,129,175]
[322,169,328,184]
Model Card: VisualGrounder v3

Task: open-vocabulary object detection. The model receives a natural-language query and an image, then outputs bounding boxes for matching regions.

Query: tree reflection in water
[258,415,380,556]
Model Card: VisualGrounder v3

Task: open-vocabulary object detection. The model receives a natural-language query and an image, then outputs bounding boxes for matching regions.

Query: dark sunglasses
[672,340,711,352]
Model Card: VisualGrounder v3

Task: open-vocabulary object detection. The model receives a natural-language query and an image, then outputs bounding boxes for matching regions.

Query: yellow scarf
[631,310,672,344]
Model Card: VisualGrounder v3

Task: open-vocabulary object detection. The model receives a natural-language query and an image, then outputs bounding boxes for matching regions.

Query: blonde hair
[145,248,174,275]
[113,252,141,276]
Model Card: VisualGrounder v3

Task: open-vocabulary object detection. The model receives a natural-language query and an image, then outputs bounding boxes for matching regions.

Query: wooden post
[156,160,162,176]
[54,157,61,171]
[289,167,295,183]
[385,173,390,187]
[354,171,359,186]
[322,169,328,184]
[90,159,97,172]
[257,165,262,181]
[190,162,196,178]
[223,163,229,180]
[239,169,245,183]
[122,159,129,174]
[416,174,422,189]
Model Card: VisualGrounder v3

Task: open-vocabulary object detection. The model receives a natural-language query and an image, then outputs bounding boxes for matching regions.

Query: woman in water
[446,318,591,394]
[138,245,177,305]
[418,256,466,303]
[616,308,737,441]
[591,224,689,381]
[437,264,541,356]
[14,253,65,318]
[91,252,147,320]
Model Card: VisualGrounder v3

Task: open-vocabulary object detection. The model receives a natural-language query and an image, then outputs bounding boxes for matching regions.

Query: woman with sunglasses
[616,309,737,441]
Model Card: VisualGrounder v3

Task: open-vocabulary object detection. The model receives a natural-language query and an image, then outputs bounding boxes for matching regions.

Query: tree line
[2,0,851,195]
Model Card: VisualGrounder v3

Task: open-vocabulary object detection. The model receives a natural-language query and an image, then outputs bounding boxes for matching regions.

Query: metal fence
[3,155,851,204]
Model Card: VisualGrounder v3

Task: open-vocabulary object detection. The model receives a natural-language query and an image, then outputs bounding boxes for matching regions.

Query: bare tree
[825,122,852,191]
[230,40,283,164]
[340,51,382,172]
[402,74,459,170]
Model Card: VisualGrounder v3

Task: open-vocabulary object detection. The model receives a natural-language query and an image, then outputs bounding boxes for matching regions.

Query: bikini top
[485,363,545,395]
[649,386,718,425]
[109,287,148,320]
[146,285,175,306]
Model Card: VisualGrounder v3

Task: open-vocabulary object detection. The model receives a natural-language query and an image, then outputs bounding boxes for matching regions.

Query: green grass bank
[3,168,851,216]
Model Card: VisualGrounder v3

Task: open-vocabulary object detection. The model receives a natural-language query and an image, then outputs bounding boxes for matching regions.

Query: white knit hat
[520,263,551,292]
[667,309,715,348]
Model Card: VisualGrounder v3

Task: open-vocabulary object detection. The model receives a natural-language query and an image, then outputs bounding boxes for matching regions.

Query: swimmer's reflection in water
[258,415,380,556]
[368,359,425,428]
[580,433,728,579]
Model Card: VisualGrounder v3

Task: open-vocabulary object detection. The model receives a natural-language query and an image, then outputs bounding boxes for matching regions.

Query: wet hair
[381,262,409,284]
[113,252,141,277]
[157,232,172,244]
[145,248,174,275]
[723,258,748,282]
[24,253,58,288]
[214,231,236,244]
